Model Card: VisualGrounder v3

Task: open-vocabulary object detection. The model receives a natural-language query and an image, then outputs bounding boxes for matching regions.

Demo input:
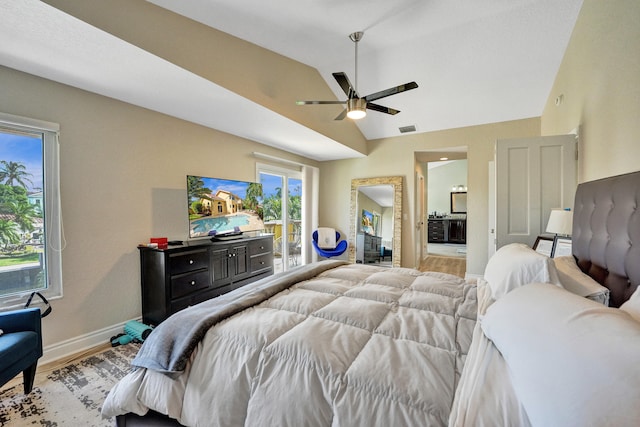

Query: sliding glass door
[259,168,303,273]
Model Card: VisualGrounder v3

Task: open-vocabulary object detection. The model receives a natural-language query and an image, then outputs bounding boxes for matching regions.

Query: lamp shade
[546,209,573,236]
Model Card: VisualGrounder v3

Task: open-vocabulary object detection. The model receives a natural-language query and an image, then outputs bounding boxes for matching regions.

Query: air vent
[399,125,416,134]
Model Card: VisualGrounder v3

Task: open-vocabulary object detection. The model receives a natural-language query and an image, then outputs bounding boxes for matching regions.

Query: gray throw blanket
[132,260,348,377]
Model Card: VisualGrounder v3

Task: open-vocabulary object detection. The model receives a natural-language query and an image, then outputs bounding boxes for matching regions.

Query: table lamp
[546,209,573,237]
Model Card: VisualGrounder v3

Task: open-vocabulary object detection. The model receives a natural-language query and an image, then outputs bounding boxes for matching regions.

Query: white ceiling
[358,185,394,208]
[0,0,583,161]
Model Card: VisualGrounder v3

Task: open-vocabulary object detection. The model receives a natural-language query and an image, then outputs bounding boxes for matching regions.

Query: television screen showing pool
[187,175,265,239]
[361,209,374,235]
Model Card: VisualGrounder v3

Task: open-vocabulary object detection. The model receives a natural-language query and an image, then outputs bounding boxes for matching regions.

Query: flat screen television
[187,175,265,239]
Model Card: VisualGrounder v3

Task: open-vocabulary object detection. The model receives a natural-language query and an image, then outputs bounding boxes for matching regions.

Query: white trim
[0,112,59,132]
[41,317,142,364]
[252,151,309,169]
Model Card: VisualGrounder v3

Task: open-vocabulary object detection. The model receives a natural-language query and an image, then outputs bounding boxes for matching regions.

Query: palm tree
[187,176,212,201]
[262,187,282,222]
[0,219,20,250]
[8,201,37,237]
[244,182,263,211]
[0,161,33,188]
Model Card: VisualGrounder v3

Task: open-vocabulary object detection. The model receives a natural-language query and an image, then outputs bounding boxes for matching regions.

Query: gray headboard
[572,170,640,307]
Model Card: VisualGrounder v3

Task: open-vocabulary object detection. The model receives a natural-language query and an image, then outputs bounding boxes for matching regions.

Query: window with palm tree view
[0,119,62,304]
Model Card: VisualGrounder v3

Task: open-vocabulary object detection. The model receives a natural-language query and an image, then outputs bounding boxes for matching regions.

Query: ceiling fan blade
[366,102,400,115]
[296,100,346,105]
[334,109,347,120]
[332,72,358,98]
[364,81,418,103]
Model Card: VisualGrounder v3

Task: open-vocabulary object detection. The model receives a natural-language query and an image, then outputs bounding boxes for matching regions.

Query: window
[0,112,63,308]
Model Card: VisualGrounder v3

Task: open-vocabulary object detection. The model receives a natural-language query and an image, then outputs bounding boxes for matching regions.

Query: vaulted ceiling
[1,0,583,161]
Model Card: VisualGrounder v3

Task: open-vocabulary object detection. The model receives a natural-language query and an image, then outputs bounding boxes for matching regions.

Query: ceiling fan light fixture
[346,98,367,120]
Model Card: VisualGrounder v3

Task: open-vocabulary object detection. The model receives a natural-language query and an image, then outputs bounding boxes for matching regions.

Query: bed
[103,171,640,427]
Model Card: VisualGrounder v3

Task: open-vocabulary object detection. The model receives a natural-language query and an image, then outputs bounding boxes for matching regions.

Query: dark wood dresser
[138,235,273,325]
[356,233,382,264]
[428,218,466,244]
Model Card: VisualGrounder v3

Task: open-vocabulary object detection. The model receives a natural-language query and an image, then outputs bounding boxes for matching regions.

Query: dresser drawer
[171,269,209,299]
[250,252,272,273]
[169,249,209,275]
[170,287,216,314]
[247,237,272,255]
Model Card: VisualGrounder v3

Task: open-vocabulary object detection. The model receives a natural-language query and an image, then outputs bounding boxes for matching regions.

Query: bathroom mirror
[349,176,403,267]
[450,191,467,214]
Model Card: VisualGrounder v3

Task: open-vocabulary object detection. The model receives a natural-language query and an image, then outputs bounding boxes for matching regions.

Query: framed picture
[552,236,572,258]
[533,235,554,257]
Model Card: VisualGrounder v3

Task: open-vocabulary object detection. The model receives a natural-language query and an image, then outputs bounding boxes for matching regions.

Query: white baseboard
[41,317,141,364]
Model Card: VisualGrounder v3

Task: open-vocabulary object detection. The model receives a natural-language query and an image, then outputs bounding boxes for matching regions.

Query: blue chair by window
[0,307,43,394]
[312,228,348,258]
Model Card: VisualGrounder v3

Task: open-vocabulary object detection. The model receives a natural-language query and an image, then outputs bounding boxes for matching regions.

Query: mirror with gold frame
[348,176,403,267]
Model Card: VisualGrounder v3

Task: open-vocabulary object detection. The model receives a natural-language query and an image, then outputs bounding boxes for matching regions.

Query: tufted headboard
[572,171,640,307]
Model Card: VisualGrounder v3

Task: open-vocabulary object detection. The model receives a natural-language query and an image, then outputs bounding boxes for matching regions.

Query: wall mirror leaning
[348,176,403,267]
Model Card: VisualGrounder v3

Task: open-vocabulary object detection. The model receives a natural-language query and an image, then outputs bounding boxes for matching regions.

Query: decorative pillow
[482,283,640,427]
[620,286,640,322]
[553,255,610,305]
[483,243,561,300]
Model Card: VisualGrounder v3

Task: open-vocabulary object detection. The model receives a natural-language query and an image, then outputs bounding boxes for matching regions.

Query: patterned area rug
[0,342,140,426]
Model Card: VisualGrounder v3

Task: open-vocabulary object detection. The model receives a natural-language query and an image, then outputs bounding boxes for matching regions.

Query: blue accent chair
[0,307,43,394]
[312,230,348,258]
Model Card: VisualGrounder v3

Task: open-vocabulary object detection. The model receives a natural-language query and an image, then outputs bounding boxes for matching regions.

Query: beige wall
[0,65,316,348]
[541,0,640,182]
[319,118,541,275]
[428,160,468,215]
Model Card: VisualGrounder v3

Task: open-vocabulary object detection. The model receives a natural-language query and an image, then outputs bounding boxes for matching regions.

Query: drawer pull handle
[260,261,265,265]
[190,280,196,286]
[260,246,264,249]
[189,260,194,264]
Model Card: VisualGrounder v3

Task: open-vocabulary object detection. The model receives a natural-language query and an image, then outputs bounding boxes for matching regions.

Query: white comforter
[103,263,477,426]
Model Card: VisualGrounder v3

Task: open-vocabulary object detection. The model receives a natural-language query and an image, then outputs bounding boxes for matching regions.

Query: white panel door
[496,135,576,249]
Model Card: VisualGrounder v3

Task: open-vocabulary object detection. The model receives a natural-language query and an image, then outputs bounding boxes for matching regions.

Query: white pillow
[475,277,496,316]
[316,227,336,249]
[620,286,640,322]
[482,283,640,427]
[483,243,561,300]
[553,255,610,305]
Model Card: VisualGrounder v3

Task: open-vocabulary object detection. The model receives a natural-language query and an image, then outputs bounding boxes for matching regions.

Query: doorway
[416,148,468,264]
[258,167,303,273]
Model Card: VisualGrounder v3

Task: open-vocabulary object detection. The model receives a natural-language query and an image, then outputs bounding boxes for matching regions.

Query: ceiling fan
[296,31,418,120]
